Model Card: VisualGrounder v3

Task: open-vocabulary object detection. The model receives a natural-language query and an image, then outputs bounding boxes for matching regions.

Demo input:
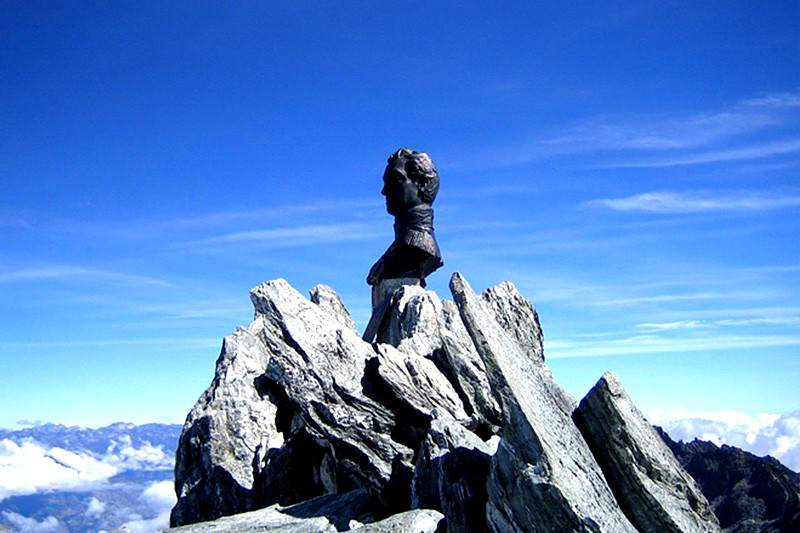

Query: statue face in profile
[380,149,440,215]
[381,160,422,215]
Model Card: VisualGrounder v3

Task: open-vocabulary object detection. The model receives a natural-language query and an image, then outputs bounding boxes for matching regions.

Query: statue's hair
[388,148,440,204]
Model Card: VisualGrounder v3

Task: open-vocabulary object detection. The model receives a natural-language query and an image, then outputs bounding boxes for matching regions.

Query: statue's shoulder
[399,228,440,259]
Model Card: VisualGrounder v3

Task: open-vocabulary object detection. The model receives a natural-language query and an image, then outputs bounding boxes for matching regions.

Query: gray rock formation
[450,272,636,532]
[412,416,499,533]
[310,284,357,332]
[380,284,501,431]
[250,279,413,508]
[574,372,721,532]
[172,274,719,533]
[171,326,281,525]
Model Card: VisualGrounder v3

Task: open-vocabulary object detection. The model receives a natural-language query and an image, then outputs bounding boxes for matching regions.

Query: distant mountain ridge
[657,427,800,532]
[0,422,181,453]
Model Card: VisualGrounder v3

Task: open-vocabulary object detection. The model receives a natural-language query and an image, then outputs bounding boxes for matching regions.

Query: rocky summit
[168,273,721,532]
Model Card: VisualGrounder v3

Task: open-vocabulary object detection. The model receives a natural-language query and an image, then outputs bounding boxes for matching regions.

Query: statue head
[381,148,439,215]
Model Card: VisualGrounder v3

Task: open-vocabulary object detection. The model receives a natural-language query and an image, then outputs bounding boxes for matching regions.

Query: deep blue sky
[1,1,798,428]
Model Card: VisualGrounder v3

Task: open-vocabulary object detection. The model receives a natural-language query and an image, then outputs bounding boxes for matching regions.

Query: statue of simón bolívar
[363,148,443,341]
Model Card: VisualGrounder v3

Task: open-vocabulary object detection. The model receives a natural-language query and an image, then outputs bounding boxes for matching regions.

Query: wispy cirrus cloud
[546,332,800,359]
[583,190,800,213]
[638,316,800,331]
[0,266,172,287]
[539,110,779,153]
[598,137,800,168]
[0,336,220,351]
[741,90,800,109]
[183,222,383,248]
[534,90,800,157]
[470,90,800,168]
[171,198,381,228]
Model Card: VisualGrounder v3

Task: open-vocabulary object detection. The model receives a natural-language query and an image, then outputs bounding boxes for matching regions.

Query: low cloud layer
[1,512,60,533]
[117,480,175,533]
[649,409,800,472]
[0,436,172,501]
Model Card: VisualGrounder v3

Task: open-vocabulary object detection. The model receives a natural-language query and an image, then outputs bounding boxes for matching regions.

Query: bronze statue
[363,148,443,341]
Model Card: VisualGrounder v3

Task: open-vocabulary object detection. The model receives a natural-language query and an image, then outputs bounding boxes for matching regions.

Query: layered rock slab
[250,279,412,505]
[450,272,635,532]
[171,326,281,526]
[370,343,467,424]
[574,372,720,532]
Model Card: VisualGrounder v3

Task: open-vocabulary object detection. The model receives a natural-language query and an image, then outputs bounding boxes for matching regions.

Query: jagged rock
[450,272,635,532]
[370,343,467,424]
[574,372,720,532]
[481,281,544,363]
[657,427,800,532]
[171,326,281,526]
[380,284,501,431]
[250,279,413,509]
[379,284,441,356]
[412,416,499,532]
[310,284,357,332]
[167,489,374,532]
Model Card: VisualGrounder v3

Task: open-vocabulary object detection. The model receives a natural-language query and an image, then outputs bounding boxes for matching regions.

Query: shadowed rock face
[574,372,720,532]
[657,427,800,532]
[412,416,499,533]
[249,280,413,511]
[171,327,281,526]
[449,273,635,533]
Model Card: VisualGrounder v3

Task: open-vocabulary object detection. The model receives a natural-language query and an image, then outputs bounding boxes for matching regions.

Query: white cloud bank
[1,512,60,533]
[118,480,175,533]
[0,440,116,501]
[649,409,800,472]
[0,437,173,501]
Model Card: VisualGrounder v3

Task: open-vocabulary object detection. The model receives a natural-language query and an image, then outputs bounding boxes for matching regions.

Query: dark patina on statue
[363,148,443,341]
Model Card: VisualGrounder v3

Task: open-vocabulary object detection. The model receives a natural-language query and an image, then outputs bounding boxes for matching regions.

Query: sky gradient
[1,2,798,434]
